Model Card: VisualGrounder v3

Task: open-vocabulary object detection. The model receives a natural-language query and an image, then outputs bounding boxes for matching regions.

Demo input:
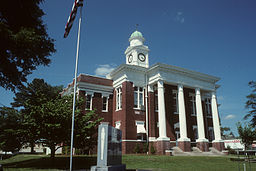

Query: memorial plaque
[91,123,125,171]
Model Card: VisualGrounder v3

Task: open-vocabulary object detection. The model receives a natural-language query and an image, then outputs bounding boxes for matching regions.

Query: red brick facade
[64,74,223,154]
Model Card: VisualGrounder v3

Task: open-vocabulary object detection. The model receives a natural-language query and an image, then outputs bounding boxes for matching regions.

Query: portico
[145,62,224,153]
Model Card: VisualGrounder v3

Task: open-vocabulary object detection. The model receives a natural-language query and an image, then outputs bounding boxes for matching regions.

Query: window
[193,125,198,140]
[205,97,212,117]
[155,91,158,111]
[134,86,144,109]
[189,93,196,116]
[116,87,122,110]
[172,90,179,114]
[208,127,214,141]
[136,121,146,141]
[86,94,92,110]
[102,96,108,112]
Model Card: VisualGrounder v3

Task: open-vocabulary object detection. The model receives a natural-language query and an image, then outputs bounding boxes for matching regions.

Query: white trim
[116,87,122,111]
[133,86,144,109]
[149,137,157,142]
[122,139,147,142]
[113,74,128,88]
[78,82,113,95]
[85,94,93,110]
[189,92,196,116]
[172,90,179,114]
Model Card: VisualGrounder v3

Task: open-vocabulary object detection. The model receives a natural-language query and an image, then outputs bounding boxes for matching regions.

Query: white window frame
[85,92,93,110]
[135,121,146,141]
[102,96,108,112]
[189,93,196,116]
[172,90,179,114]
[133,86,144,110]
[116,87,122,111]
[205,97,212,117]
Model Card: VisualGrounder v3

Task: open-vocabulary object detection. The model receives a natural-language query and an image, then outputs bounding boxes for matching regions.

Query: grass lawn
[0,154,256,171]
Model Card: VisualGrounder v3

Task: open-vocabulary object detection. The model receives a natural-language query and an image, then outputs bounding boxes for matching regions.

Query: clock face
[138,53,146,62]
[128,54,133,63]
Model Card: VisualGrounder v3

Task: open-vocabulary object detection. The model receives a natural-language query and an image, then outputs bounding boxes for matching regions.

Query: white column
[177,84,190,142]
[211,91,222,141]
[157,80,169,141]
[195,88,208,142]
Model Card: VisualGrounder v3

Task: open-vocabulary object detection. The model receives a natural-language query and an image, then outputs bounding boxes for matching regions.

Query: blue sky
[1,0,256,135]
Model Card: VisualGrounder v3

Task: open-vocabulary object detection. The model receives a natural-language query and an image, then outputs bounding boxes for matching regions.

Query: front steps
[170,146,226,156]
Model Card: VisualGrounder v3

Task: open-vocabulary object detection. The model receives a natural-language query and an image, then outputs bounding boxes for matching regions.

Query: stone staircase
[170,146,226,156]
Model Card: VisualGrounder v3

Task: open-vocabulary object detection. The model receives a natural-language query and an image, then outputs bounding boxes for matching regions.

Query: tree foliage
[38,95,74,158]
[12,78,63,153]
[73,109,103,153]
[39,95,103,157]
[237,122,256,150]
[11,78,103,157]
[244,81,256,126]
[0,107,22,153]
[0,0,55,91]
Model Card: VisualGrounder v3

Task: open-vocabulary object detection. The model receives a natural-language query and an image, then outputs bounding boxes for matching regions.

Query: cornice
[148,63,220,83]
[107,64,147,79]
[77,82,113,94]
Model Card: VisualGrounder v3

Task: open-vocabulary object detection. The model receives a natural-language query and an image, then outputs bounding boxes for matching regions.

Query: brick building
[63,30,224,154]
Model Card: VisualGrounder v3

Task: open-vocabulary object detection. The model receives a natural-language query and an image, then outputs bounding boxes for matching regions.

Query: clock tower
[125,30,149,68]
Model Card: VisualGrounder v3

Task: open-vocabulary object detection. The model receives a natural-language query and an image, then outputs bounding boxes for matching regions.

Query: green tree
[244,81,256,126]
[38,95,74,158]
[0,107,22,153]
[237,122,256,150]
[39,95,103,157]
[0,0,55,91]
[73,109,103,154]
[12,78,63,153]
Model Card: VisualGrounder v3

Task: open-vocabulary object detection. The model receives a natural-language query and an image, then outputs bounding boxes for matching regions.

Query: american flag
[64,0,83,38]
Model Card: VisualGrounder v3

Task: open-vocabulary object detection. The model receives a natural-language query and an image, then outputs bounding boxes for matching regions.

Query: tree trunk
[50,144,55,158]
[30,141,35,153]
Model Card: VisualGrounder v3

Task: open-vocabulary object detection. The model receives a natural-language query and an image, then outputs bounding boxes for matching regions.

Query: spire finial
[136,24,139,31]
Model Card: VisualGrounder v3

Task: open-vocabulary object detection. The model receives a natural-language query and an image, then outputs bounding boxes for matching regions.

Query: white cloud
[95,64,115,76]
[174,11,185,24]
[224,114,236,120]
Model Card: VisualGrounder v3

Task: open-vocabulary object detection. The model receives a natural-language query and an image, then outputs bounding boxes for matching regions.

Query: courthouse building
[63,30,224,154]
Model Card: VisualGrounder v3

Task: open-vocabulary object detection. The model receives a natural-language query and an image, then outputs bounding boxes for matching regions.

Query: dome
[130,30,143,39]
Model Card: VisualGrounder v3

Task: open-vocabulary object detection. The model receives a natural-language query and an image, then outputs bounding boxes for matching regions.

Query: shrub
[133,143,141,154]
[142,143,148,153]
[150,144,156,154]
[226,145,236,155]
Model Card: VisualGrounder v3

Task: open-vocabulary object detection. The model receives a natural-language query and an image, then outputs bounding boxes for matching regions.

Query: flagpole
[70,5,82,171]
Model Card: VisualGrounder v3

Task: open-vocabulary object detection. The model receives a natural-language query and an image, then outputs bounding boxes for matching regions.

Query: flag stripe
[64,0,83,38]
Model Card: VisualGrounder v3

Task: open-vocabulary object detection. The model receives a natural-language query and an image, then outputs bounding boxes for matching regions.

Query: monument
[91,123,126,171]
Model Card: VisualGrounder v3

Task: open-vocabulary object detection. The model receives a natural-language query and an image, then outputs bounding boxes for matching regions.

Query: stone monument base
[91,164,126,171]
[212,140,225,152]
